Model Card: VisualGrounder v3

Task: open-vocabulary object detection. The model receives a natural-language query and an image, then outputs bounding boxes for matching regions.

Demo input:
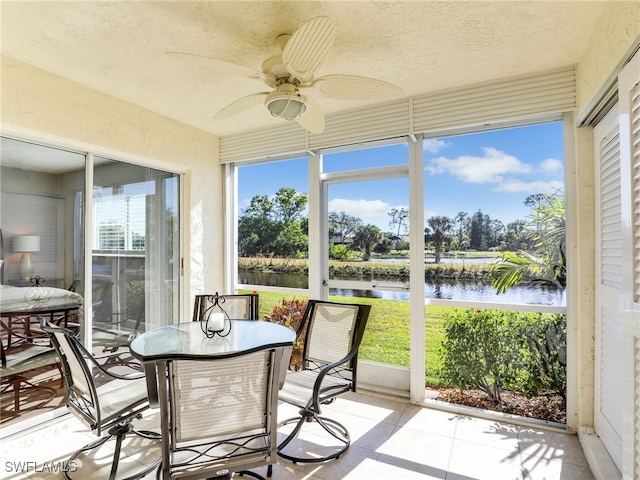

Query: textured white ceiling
[1,1,609,137]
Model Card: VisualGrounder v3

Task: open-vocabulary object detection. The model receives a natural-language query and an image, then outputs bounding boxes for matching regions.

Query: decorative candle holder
[199,292,232,338]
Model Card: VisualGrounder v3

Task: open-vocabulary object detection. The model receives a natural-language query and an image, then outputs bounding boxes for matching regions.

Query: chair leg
[1,374,57,415]
[56,363,64,388]
[236,470,267,479]
[276,410,351,464]
[63,421,161,480]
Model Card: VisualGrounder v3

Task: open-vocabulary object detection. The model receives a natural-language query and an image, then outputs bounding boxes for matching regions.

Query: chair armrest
[74,339,144,381]
[310,349,359,406]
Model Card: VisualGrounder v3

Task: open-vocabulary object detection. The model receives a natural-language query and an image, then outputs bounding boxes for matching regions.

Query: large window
[423,122,566,306]
[422,122,567,424]
[94,186,147,251]
[237,156,309,291]
[234,120,567,425]
[91,158,180,351]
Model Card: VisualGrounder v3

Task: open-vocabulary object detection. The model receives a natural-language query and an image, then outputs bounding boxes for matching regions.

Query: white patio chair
[192,292,259,322]
[276,300,371,465]
[155,346,286,479]
[40,318,160,480]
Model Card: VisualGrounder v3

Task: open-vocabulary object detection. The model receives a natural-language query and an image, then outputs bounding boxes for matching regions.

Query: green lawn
[245,289,451,386]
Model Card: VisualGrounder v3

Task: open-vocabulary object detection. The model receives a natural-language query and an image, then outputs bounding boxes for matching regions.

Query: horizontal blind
[220,66,575,164]
[0,192,61,281]
[308,98,410,150]
[413,66,575,134]
[220,123,307,163]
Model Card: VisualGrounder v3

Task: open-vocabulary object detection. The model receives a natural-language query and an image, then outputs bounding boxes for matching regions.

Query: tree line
[238,187,561,264]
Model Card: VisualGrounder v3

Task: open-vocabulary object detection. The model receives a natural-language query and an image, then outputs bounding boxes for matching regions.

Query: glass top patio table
[130,320,295,407]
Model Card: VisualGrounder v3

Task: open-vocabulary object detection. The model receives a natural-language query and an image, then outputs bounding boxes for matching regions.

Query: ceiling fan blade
[282,16,334,83]
[166,51,263,80]
[214,92,269,120]
[296,96,325,134]
[312,74,402,100]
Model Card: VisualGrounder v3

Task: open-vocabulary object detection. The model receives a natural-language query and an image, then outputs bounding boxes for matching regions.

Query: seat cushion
[0,345,58,377]
[279,369,351,408]
[96,376,149,418]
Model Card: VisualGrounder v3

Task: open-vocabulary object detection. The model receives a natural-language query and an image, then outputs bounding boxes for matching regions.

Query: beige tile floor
[0,391,593,480]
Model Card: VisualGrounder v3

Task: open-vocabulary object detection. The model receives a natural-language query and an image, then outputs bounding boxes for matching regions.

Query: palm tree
[490,192,566,294]
[425,216,454,263]
[353,224,382,261]
[388,207,409,250]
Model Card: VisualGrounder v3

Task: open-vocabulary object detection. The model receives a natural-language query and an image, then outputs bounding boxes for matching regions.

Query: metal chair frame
[0,341,62,414]
[276,300,371,465]
[192,293,259,322]
[40,318,160,480]
[155,347,286,480]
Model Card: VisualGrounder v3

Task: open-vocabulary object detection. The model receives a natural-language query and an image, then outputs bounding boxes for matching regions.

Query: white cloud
[329,198,408,230]
[426,147,531,183]
[495,179,564,193]
[540,157,562,173]
[423,139,449,154]
[329,198,390,216]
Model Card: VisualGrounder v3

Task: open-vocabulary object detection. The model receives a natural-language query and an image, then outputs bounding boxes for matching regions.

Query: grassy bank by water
[240,255,498,385]
[239,256,493,281]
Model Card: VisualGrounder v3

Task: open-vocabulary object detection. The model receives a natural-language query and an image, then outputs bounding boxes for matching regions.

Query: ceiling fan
[167,16,402,134]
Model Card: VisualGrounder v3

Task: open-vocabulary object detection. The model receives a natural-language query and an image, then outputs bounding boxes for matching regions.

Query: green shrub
[440,309,523,404]
[439,309,566,405]
[329,243,356,261]
[515,313,566,403]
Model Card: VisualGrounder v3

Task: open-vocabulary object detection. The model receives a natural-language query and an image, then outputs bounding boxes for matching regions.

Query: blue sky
[238,121,564,233]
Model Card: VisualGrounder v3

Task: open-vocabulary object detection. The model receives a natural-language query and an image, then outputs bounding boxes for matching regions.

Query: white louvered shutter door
[594,49,640,477]
[619,50,640,480]
[594,105,624,471]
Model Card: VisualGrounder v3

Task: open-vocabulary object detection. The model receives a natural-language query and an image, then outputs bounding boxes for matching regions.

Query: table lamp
[13,235,40,281]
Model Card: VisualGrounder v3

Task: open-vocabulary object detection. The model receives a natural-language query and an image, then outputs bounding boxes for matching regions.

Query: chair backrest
[40,318,148,435]
[192,293,259,322]
[158,347,284,479]
[299,300,371,384]
[41,320,99,421]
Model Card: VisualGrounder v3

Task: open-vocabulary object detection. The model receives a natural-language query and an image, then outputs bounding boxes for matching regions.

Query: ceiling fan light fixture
[265,85,307,120]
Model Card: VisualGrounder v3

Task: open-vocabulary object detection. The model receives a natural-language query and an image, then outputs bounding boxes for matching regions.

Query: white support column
[307,151,326,299]
[84,152,94,348]
[223,163,238,293]
[408,134,426,404]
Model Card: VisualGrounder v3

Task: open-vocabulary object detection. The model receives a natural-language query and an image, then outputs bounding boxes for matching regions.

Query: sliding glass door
[0,137,180,433]
[91,158,180,355]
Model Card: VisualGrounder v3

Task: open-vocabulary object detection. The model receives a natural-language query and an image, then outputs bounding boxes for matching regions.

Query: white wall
[576,1,640,115]
[1,55,223,322]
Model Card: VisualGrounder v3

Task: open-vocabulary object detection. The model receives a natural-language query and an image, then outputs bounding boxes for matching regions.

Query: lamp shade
[264,84,307,120]
[13,235,40,253]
